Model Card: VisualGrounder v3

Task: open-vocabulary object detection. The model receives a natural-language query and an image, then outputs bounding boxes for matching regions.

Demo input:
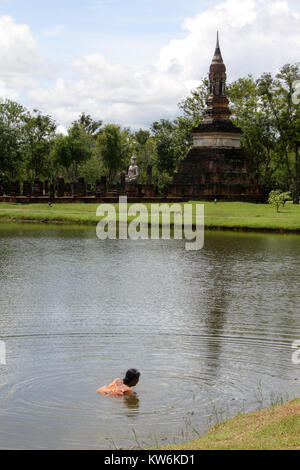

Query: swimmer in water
[97,369,140,397]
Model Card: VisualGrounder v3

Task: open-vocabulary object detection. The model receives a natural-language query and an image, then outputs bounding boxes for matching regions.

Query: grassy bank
[0,201,300,232]
[161,399,300,450]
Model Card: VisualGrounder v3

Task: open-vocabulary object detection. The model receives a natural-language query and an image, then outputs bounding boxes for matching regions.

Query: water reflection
[123,395,140,417]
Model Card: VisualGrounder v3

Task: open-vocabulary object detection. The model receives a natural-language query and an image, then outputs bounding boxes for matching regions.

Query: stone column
[147,165,153,185]
[101,176,107,189]
[34,179,43,196]
[77,177,86,197]
[120,173,126,191]
[95,177,107,197]
[57,178,65,197]
[2,181,8,196]
[86,183,92,196]
[141,165,155,197]
[50,182,55,198]
[44,180,49,196]
[65,182,72,196]
[10,180,20,197]
[23,181,31,197]
[72,181,79,197]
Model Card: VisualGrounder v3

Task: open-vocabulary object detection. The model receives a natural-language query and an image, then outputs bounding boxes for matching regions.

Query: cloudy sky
[0,0,299,131]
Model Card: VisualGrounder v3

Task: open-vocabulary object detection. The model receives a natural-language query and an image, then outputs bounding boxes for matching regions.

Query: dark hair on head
[123,369,141,386]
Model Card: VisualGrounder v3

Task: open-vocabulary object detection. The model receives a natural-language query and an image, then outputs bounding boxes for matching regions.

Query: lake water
[0,224,299,449]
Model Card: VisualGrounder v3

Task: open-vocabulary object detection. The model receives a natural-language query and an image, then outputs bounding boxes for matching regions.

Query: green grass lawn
[0,201,300,232]
[160,399,300,450]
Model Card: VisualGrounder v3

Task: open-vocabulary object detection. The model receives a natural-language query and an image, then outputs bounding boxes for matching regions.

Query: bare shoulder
[113,378,124,387]
[97,378,133,396]
[97,385,108,395]
[97,378,123,395]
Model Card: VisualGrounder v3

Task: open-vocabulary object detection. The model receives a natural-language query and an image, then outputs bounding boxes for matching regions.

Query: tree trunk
[293,143,300,204]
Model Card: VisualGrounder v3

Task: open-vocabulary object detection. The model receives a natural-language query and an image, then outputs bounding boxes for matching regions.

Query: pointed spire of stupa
[211,31,224,65]
[204,31,230,123]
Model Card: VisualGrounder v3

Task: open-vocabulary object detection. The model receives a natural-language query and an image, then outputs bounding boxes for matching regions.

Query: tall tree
[254,64,300,198]
[132,129,155,184]
[98,124,132,183]
[22,110,57,179]
[227,75,280,188]
[74,112,103,137]
[273,64,300,203]
[135,129,150,147]
[52,122,93,179]
[0,100,27,179]
[151,118,192,177]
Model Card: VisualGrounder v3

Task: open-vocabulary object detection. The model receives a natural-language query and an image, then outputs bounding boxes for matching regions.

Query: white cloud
[1,0,300,129]
[28,53,197,128]
[0,15,46,98]
[157,0,300,81]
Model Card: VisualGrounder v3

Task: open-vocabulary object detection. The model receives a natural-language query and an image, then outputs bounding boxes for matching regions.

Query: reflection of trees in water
[202,281,228,383]
[0,246,12,279]
[123,394,140,418]
[203,233,300,377]
[186,239,233,383]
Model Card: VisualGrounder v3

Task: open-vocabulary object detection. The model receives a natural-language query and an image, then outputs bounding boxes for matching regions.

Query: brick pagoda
[169,33,266,202]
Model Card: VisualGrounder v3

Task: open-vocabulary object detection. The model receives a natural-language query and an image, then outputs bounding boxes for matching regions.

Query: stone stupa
[169,33,266,202]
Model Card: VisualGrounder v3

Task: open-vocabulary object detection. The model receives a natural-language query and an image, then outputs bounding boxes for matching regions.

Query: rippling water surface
[0,224,299,449]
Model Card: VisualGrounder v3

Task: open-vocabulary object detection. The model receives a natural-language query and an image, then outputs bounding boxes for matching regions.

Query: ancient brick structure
[33,179,43,196]
[142,165,155,197]
[65,182,72,197]
[77,177,86,197]
[86,184,92,196]
[44,180,49,196]
[95,177,107,197]
[120,172,126,192]
[23,181,31,197]
[147,165,153,185]
[169,33,266,202]
[124,182,140,197]
[57,178,65,197]
[10,180,20,197]
[50,182,55,198]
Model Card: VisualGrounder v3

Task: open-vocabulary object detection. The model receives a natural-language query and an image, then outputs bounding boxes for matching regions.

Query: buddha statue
[126,156,139,183]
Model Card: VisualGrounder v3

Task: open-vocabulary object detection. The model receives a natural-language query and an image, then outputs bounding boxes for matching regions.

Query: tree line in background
[0,63,299,199]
